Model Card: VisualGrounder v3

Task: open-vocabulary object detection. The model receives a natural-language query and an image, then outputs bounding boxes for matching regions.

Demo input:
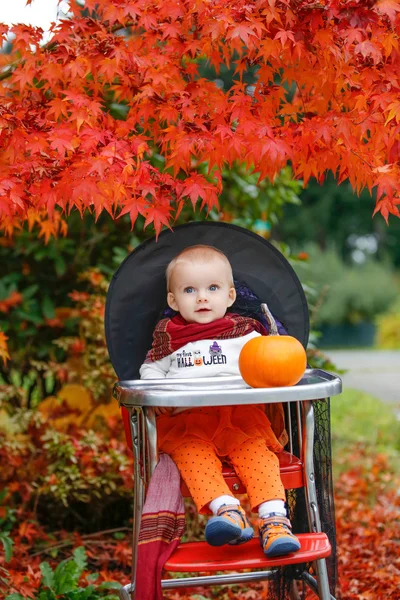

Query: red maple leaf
[375,0,400,25]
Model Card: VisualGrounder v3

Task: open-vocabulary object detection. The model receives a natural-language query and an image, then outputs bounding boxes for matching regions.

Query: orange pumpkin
[238,303,307,388]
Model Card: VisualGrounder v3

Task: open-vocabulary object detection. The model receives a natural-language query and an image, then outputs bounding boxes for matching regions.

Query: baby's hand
[153,406,175,416]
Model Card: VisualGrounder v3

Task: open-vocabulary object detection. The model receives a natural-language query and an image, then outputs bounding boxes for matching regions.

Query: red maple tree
[0,0,400,238]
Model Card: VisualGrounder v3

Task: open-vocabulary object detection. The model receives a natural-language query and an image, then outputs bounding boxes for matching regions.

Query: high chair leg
[289,580,304,600]
[144,407,158,480]
[300,571,336,600]
[129,408,146,600]
[302,399,333,600]
[123,407,158,600]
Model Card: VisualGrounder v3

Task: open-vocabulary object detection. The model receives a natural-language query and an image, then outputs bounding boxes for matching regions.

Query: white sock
[258,500,286,519]
[209,495,240,515]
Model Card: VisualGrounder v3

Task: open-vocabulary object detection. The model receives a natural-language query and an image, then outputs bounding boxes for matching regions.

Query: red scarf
[146,312,267,362]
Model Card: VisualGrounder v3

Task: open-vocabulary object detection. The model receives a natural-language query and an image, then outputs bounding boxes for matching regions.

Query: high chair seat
[180,450,304,496]
[164,533,331,572]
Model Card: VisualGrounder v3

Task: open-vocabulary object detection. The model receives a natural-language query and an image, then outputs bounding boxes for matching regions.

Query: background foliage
[293,243,397,327]
[1,2,399,597]
[278,176,400,268]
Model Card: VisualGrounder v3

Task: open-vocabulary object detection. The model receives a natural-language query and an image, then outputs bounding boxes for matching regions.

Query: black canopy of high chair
[105,221,309,380]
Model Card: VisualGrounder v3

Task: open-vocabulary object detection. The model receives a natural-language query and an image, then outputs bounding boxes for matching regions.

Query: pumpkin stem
[261,303,279,336]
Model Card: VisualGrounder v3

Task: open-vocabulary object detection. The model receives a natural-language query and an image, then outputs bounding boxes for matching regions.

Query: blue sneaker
[205,504,254,547]
[259,513,301,557]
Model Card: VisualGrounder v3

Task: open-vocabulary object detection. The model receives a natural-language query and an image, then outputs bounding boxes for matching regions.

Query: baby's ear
[227,286,236,307]
[167,292,179,311]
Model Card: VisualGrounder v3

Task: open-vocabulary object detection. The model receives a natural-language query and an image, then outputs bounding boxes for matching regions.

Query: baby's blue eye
[209,284,219,291]
[184,287,195,293]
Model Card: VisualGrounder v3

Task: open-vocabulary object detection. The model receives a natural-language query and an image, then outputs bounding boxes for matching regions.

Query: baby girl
[140,245,300,557]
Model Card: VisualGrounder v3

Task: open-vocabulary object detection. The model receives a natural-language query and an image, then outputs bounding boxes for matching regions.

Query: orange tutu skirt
[156,404,284,457]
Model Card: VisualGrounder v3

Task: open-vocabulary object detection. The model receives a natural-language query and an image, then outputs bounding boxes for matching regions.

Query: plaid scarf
[146,312,267,362]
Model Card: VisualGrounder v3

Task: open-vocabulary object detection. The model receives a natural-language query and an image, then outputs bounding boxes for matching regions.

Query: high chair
[105,222,342,600]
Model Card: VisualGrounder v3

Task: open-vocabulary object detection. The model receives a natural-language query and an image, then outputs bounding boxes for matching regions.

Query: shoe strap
[260,513,293,534]
[218,504,247,528]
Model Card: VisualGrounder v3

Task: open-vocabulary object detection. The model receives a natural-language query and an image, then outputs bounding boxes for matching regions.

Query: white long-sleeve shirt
[139,330,261,379]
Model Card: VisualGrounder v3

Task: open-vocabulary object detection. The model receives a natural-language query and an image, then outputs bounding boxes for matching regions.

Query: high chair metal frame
[114,370,341,600]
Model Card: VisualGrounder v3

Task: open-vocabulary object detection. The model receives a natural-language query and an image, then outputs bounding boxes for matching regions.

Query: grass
[330,387,400,475]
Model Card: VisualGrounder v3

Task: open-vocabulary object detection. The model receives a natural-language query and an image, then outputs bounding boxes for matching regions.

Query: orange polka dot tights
[170,436,285,514]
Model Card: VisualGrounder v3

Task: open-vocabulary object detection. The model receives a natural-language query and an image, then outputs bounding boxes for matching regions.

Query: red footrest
[165,533,331,572]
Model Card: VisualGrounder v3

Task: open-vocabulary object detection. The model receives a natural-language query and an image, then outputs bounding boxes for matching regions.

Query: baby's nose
[197,291,209,301]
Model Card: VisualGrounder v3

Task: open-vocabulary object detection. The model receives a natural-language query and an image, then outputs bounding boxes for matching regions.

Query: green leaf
[30,385,42,408]
[109,102,129,120]
[67,584,95,599]
[112,247,129,261]
[22,370,36,391]
[5,594,26,600]
[40,561,55,590]
[0,283,8,300]
[42,296,56,319]
[53,557,81,594]
[37,592,54,600]
[0,532,14,562]
[9,370,22,387]
[14,309,43,325]
[98,581,122,590]
[54,255,67,277]
[85,573,99,583]
[96,263,114,275]
[45,373,55,394]
[0,487,8,503]
[22,284,39,299]
[33,248,48,260]
[72,546,87,573]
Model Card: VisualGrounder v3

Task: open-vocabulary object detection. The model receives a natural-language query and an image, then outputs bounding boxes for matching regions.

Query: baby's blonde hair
[166,245,233,292]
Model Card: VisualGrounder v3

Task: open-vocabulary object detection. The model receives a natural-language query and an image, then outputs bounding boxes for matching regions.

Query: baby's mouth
[196,308,211,312]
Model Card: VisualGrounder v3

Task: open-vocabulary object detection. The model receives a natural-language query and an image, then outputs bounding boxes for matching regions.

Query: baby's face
[167,259,236,324]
